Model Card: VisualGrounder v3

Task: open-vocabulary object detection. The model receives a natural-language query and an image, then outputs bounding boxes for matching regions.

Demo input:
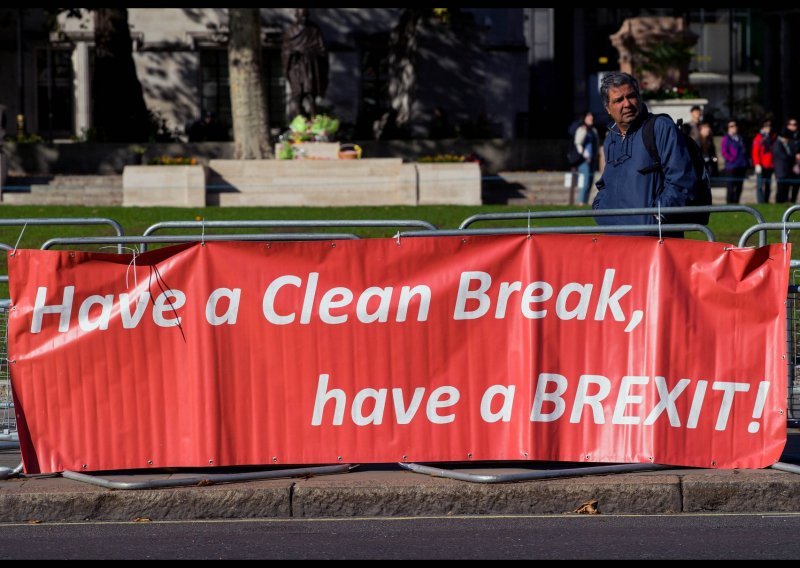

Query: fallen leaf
[27,519,42,524]
[133,517,151,523]
[573,499,599,515]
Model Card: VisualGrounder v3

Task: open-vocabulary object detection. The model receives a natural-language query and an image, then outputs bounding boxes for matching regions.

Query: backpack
[566,142,584,167]
[566,121,585,167]
[567,118,581,138]
[639,114,712,225]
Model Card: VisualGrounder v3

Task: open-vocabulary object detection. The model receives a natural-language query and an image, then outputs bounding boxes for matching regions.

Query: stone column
[72,40,91,138]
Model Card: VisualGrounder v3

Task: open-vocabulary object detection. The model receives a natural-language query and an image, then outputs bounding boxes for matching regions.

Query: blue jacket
[592,111,699,230]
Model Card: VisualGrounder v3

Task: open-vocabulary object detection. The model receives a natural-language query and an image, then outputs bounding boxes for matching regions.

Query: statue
[609,17,698,93]
[281,8,329,118]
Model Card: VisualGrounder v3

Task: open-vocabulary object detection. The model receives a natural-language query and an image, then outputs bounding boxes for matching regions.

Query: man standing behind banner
[592,72,699,235]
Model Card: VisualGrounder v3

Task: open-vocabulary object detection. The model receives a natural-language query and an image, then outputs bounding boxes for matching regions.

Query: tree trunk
[92,8,150,142]
[388,9,425,128]
[228,8,270,159]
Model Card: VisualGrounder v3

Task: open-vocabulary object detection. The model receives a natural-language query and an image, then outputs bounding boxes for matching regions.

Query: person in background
[684,105,702,145]
[720,119,748,205]
[428,106,455,139]
[773,127,800,203]
[786,118,800,201]
[187,110,227,142]
[573,111,600,206]
[698,121,719,186]
[786,117,800,145]
[752,118,776,203]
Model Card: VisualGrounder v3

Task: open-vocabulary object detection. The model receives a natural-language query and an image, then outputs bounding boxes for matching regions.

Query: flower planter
[415,162,482,205]
[122,164,207,207]
[274,142,340,160]
[208,158,416,206]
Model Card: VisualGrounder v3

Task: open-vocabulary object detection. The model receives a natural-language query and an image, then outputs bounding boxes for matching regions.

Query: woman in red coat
[752,118,777,203]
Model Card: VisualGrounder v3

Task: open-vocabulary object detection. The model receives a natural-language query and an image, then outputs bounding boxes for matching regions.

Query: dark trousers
[757,168,774,203]
[726,167,747,204]
[776,181,800,203]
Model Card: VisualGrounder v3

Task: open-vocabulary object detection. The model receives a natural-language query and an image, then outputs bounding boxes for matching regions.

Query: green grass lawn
[0,202,798,297]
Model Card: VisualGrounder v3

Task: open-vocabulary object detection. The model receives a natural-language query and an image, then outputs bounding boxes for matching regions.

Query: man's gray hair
[599,72,640,106]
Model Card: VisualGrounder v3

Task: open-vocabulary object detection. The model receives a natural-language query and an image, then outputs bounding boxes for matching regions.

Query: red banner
[7,235,789,473]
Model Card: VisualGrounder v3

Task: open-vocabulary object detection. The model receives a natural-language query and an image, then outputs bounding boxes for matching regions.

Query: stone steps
[2,175,122,206]
[485,171,760,206]
[0,171,767,207]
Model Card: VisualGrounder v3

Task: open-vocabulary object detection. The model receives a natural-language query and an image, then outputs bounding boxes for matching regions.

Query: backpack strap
[638,114,664,174]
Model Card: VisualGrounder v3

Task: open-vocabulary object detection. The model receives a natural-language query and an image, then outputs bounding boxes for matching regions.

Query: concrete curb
[2,467,800,523]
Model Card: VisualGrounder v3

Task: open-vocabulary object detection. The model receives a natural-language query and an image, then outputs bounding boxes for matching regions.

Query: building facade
[0,8,796,145]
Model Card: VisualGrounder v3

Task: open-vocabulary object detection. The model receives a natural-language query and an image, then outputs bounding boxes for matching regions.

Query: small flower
[147,155,197,166]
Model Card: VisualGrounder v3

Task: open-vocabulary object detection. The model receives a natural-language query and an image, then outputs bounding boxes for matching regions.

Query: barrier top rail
[0,243,10,285]
[400,223,716,241]
[0,217,126,253]
[140,219,436,252]
[782,205,800,224]
[738,222,800,248]
[143,219,437,235]
[459,205,765,246]
[41,233,359,251]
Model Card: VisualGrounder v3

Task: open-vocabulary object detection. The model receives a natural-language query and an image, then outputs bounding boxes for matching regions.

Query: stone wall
[3,139,572,177]
[122,165,207,207]
[119,159,481,207]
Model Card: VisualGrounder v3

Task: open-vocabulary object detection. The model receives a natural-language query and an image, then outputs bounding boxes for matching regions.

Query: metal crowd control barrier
[782,205,800,223]
[41,233,360,250]
[139,219,437,251]
[3,219,797,485]
[0,217,126,253]
[789,279,800,428]
[738,222,800,248]
[61,464,353,490]
[400,224,716,241]
[0,220,125,454]
[0,299,15,447]
[0,243,11,285]
[28,231,364,487]
[396,221,714,483]
[2,245,16,448]
[398,219,800,481]
[459,205,766,246]
[739,223,800,428]
[399,462,672,483]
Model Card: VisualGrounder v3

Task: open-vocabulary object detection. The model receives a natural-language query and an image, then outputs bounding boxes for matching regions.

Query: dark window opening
[355,33,390,139]
[199,47,286,138]
[36,47,74,140]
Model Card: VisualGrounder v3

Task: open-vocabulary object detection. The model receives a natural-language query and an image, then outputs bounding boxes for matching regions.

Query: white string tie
[11,223,27,256]
[99,245,140,289]
[657,202,663,243]
[783,219,789,251]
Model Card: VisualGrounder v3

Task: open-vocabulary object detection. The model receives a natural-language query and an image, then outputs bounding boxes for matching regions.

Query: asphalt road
[3,513,800,559]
